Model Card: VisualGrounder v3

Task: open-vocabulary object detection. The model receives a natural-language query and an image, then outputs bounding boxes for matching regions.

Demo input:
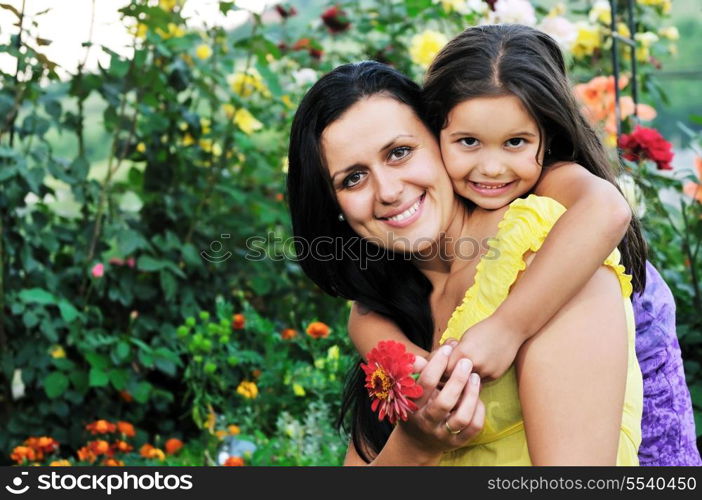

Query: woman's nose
[375,170,404,204]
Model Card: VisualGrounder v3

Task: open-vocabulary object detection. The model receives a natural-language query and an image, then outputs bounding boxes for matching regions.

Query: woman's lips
[468,180,515,197]
[379,193,426,228]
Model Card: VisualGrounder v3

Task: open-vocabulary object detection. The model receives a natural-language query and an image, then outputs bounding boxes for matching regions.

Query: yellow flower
[281,157,289,174]
[228,424,240,435]
[156,23,185,40]
[50,345,66,359]
[233,108,263,135]
[281,95,294,110]
[409,30,448,68]
[215,430,227,440]
[570,22,601,59]
[49,459,71,466]
[327,345,340,360]
[314,358,325,369]
[292,383,306,397]
[658,26,679,41]
[236,380,259,399]
[133,23,148,39]
[637,0,671,14]
[199,139,213,152]
[159,0,182,11]
[136,142,146,153]
[211,143,222,157]
[182,133,195,146]
[588,0,611,25]
[228,69,270,98]
[195,44,212,60]
[617,22,631,40]
[200,118,211,135]
[635,32,659,48]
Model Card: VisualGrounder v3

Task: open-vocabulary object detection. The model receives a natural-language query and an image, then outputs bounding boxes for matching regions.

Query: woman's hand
[399,344,485,455]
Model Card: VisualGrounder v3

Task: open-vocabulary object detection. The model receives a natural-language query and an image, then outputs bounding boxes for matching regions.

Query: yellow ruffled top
[438,195,643,466]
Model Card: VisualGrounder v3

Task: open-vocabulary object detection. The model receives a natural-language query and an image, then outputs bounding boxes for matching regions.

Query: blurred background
[0,0,700,466]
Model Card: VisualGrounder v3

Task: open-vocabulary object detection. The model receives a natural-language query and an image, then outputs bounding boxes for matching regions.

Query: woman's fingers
[415,344,453,406]
[444,372,482,437]
[423,358,473,423]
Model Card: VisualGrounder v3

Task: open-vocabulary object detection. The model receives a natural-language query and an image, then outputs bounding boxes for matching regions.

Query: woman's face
[321,94,455,254]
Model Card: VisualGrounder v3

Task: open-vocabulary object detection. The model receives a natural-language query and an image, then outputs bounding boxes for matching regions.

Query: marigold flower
[116,421,135,438]
[236,380,259,399]
[306,321,330,339]
[223,456,245,466]
[409,30,448,68]
[139,443,155,458]
[165,438,184,455]
[102,458,125,466]
[86,420,116,435]
[50,345,66,359]
[195,44,212,60]
[88,440,112,456]
[33,436,59,454]
[618,126,674,171]
[49,459,72,466]
[11,446,36,464]
[91,263,104,278]
[113,440,133,453]
[119,390,134,403]
[233,108,263,135]
[361,340,423,424]
[76,446,97,464]
[232,313,245,330]
[281,328,297,340]
[228,425,240,435]
[321,6,350,33]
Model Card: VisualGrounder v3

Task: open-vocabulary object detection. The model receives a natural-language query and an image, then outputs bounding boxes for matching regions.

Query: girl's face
[321,94,455,254]
[440,95,544,210]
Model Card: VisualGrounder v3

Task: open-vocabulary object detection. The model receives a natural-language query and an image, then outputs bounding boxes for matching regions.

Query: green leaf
[89,367,109,387]
[108,368,129,390]
[115,341,131,361]
[109,55,130,78]
[19,288,56,305]
[58,300,79,323]
[85,352,109,370]
[44,371,69,398]
[133,381,152,403]
[160,270,177,301]
[69,370,89,395]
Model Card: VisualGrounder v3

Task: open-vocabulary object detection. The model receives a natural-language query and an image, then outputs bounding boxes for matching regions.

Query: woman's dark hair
[287,61,435,461]
[423,24,647,292]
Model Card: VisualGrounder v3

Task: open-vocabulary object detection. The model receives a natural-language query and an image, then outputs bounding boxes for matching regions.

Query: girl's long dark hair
[287,61,435,461]
[423,24,647,292]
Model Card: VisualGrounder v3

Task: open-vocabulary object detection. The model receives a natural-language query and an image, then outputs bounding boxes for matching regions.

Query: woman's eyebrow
[378,134,414,152]
[331,164,361,182]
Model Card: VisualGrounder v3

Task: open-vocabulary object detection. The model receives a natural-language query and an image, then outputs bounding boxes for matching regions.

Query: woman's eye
[388,146,411,162]
[342,171,364,188]
[506,138,525,148]
[459,137,479,147]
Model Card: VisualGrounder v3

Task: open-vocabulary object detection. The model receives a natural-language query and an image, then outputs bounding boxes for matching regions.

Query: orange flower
[306,321,330,339]
[228,425,240,435]
[86,419,116,435]
[164,438,183,455]
[251,369,262,379]
[34,436,59,454]
[281,328,297,340]
[140,443,165,461]
[683,157,702,203]
[119,390,134,403]
[232,313,245,330]
[116,421,136,437]
[10,445,36,464]
[223,456,245,466]
[139,443,155,458]
[102,458,125,466]
[76,446,97,464]
[49,459,72,466]
[88,439,112,456]
[275,193,284,201]
[113,440,133,453]
[215,430,228,440]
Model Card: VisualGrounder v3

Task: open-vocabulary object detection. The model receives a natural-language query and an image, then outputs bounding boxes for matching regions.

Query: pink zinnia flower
[361,340,423,424]
[91,263,104,278]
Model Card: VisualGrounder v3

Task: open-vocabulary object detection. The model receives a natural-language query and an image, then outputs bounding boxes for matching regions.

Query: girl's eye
[459,137,479,147]
[342,171,365,188]
[388,146,411,162]
[506,138,525,148]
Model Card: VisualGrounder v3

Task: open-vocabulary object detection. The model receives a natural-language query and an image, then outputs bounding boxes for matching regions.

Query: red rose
[618,126,674,170]
[321,6,350,33]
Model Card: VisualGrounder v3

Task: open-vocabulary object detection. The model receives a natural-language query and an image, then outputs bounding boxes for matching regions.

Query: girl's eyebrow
[447,130,538,137]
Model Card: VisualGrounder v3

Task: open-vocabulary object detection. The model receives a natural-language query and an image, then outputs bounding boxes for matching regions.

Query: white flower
[617,174,646,218]
[494,0,536,26]
[588,0,612,25]
[537,16,577,48]
[12,369,25,400]
[292,68,318,87]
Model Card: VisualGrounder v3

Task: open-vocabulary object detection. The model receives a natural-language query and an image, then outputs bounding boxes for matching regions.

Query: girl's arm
[447,162,632,379]
[515,264,629,464]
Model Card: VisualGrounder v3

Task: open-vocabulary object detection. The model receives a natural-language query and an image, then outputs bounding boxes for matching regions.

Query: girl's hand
[399,344,485,454]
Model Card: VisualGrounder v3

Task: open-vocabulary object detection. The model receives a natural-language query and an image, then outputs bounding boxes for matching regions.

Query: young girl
[348,24,700,466]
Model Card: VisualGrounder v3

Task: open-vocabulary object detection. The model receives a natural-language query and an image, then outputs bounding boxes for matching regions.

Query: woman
[287,60,642,465]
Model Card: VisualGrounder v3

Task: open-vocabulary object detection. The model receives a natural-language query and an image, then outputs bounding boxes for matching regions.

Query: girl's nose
[478,157,505,177]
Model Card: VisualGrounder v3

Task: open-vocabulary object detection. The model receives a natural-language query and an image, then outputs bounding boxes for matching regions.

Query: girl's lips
[468,180,515,197]
[380,193,426,228]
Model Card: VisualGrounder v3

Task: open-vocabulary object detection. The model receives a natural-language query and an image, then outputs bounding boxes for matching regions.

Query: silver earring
[547,147,552,156]
[338,213,345,222]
